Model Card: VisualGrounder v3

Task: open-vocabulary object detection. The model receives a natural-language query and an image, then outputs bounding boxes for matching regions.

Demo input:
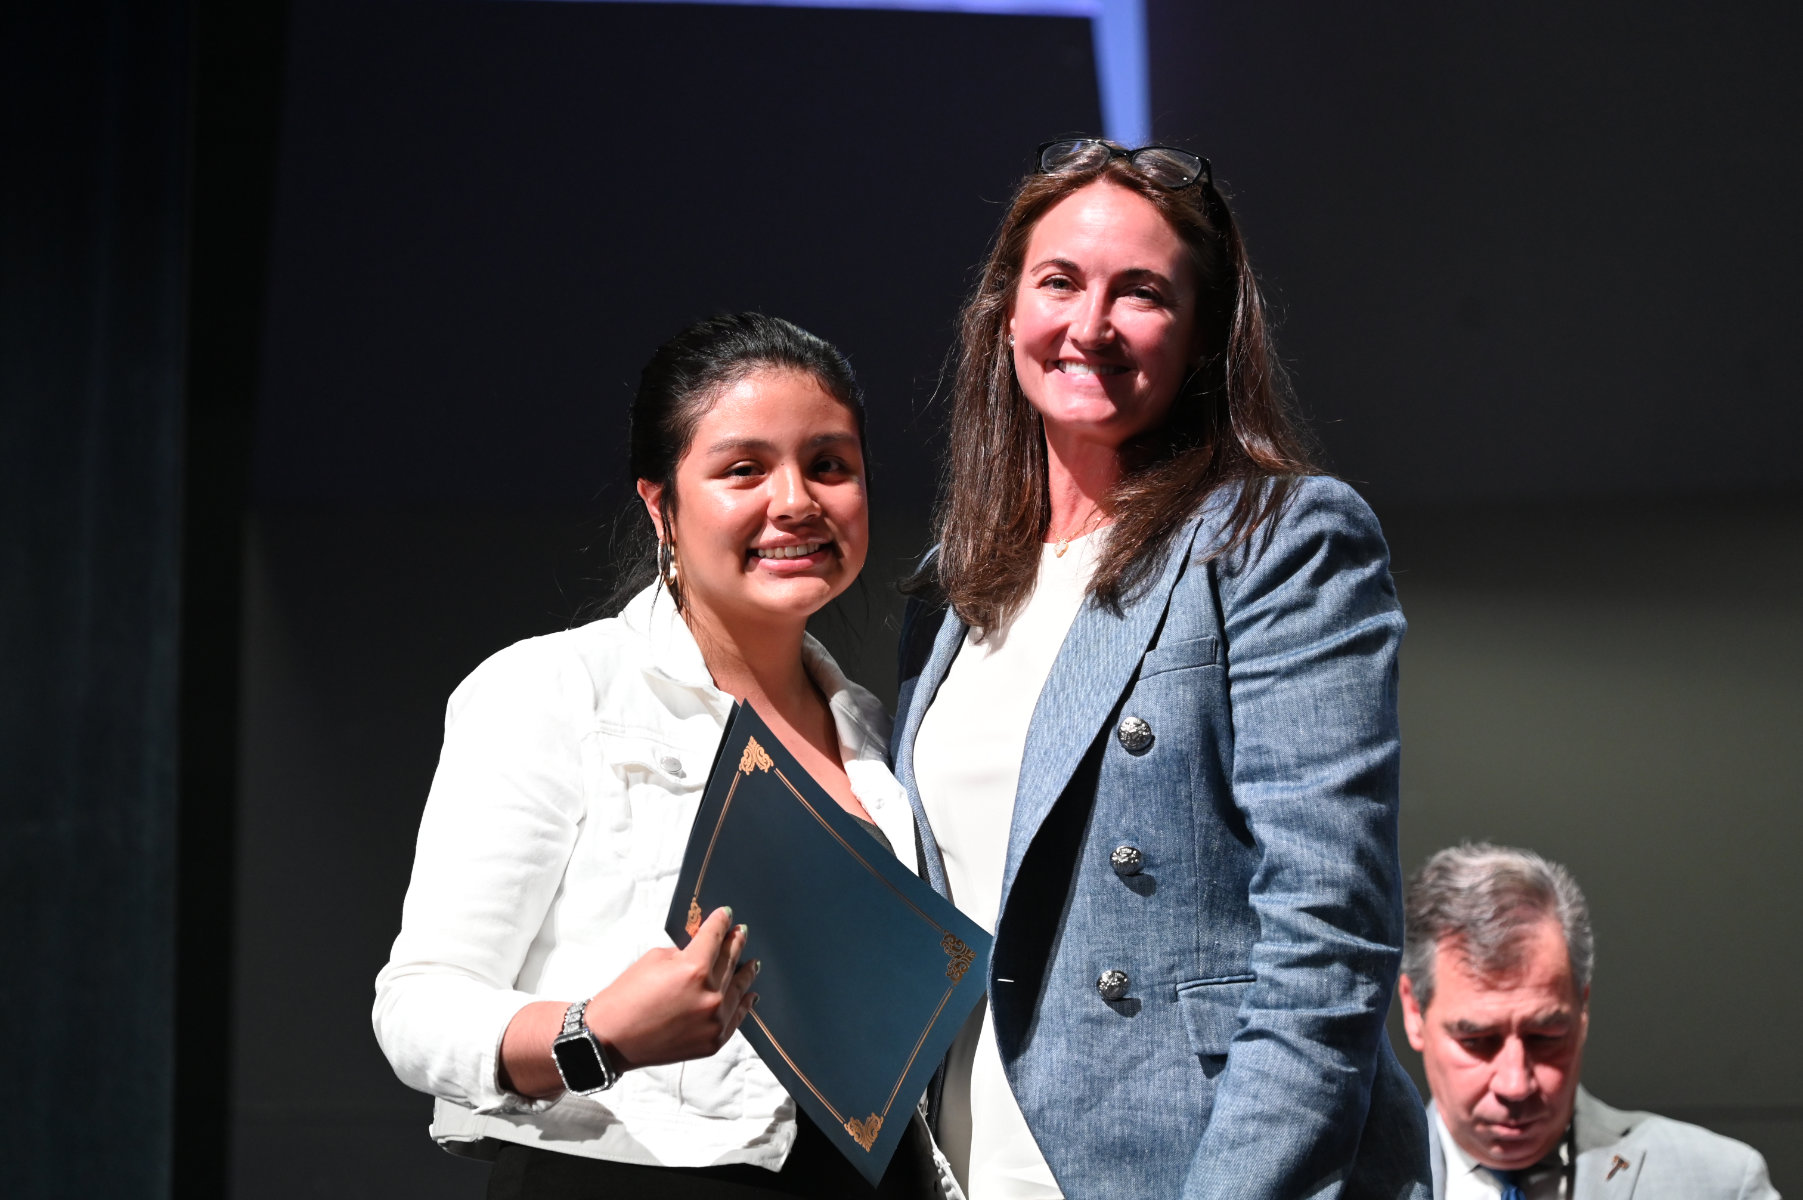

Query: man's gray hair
[1402,843,1594,1009]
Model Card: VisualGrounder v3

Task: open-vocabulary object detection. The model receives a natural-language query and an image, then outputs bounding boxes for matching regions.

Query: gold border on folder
[845,1114,883,1151]
[739,735,774,774]
[684,733,976,1152]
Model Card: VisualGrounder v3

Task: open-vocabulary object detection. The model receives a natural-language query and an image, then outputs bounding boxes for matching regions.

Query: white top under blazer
[372,582,928,1173]
[913,533,1102,1199]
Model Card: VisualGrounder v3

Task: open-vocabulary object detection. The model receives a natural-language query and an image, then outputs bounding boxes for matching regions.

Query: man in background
[1399,843,1777,1199]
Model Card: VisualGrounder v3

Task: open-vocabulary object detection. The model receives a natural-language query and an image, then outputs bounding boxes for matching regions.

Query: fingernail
[752,959,762,975]
[735,924,748,938]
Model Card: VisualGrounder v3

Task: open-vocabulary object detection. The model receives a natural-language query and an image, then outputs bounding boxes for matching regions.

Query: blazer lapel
[895,602,969,898]
[998,516,1207,912]
[1573,1088,1644,1200]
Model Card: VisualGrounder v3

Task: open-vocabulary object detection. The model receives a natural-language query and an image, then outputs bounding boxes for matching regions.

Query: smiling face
[1008,180,1202,455]
[637,367,868,636]
[1400,917,1589,1170]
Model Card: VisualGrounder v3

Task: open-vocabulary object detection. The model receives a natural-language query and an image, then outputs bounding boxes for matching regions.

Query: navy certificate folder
[665,701,991,1185]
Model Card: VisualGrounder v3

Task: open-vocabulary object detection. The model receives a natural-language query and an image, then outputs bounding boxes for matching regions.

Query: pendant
[1054,538,1070,558]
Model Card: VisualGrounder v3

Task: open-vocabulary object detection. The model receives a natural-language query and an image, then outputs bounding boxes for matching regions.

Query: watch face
[552,1034,611,1094]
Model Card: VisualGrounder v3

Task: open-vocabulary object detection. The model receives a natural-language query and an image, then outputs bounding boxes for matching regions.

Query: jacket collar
[1571,1085,1634,1154]
[1428,1088,1643,1198]
[615,582,905,840]
[1428,1102,1576,1193]
[894,588,968,896]
[1572,1086,1645,1197]
[998,514,1207,916]
[897,511,1211,907]
[618,581,716,692]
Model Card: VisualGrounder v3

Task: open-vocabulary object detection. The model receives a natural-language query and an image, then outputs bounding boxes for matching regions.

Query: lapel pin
[1607,1154,1630,1180]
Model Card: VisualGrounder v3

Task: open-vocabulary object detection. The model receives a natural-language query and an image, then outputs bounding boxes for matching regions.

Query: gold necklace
[1049,512,1103,558]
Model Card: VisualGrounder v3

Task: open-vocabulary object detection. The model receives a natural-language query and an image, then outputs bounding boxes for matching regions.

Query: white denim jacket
[372,582,939,1180]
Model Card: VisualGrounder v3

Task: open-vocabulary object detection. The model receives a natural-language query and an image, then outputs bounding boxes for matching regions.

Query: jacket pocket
[1140,635,1220,681]
[1176,975,1255,1057]
[591,728,704,870]
[595,727,700,789]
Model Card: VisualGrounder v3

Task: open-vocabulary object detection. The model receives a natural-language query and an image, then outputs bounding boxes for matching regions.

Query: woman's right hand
[496,905,757,1098]
[586,905,759,1071]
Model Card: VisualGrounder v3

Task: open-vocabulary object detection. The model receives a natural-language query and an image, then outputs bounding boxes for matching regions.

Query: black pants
[485,1109,937,1200]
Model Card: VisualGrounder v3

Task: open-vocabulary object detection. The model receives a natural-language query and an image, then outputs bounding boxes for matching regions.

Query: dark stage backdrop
[1146,0,1803,507]
[2,4,190,1195]
[252,0,1112,519]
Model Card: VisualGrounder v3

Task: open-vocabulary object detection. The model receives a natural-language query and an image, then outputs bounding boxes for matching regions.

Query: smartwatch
[550,998,619,1096]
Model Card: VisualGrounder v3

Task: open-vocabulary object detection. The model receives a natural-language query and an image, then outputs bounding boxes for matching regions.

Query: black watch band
[550,998,618,1095]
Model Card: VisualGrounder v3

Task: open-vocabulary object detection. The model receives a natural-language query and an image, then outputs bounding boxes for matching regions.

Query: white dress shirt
[372,582,925,1171]
[1437,1111,1569,1200]
[912,534,1101,1198]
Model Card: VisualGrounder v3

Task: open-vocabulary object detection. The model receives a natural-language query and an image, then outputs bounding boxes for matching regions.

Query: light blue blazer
[893,476,1432,1199]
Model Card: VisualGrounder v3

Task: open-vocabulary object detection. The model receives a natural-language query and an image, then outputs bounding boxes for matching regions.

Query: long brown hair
[915,144,1319,633]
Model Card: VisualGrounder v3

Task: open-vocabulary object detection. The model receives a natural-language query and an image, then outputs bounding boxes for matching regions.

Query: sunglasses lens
[1131,148,1205,188]
[1039,139,1110,174]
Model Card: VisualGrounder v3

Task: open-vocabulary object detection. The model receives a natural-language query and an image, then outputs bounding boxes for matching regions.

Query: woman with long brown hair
[892,141,1431,1198]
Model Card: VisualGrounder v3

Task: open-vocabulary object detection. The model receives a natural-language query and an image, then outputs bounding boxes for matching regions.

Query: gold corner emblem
[739,735,774,775]
[845,1113,882,1151]
[941,933,975,984]
[685,897,703,937]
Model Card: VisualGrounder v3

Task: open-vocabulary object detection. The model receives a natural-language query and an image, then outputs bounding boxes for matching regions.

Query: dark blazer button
[1117,716,1153,754]
[1097,969,1130,1001]
[1110,845,1145,876]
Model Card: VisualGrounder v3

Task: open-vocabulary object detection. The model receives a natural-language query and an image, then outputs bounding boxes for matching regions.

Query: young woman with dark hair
[376,313,958,1199]
[893,142,1433,1198]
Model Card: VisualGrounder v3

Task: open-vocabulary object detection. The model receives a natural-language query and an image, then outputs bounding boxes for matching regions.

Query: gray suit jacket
[894,477,1430,1199]
[1427,1088,1779,1200]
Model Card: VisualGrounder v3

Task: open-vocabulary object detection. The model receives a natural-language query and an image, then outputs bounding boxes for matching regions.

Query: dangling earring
[1007,333,1015,346]
[658,538,681,599]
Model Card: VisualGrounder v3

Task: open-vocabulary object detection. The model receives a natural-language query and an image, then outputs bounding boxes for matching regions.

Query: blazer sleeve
[1182,476,1408,1198]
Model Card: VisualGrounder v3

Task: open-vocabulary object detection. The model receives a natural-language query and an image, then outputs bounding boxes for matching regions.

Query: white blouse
[912,534,1102,1198]
[372,582,924,1171]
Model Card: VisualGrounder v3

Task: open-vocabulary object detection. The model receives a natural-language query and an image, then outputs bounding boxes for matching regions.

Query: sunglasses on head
[1035,139,1211,190]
